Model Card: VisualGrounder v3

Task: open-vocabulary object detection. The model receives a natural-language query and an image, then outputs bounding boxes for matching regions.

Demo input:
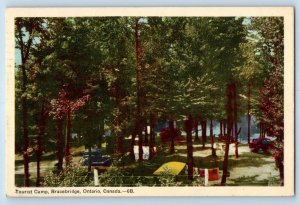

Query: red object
[208,168,219,181]
[199,169,205,177]
[198,168,219,181]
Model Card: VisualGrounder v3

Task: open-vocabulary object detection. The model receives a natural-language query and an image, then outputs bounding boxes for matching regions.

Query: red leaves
[260,67,284,139]
[50,89,90,119]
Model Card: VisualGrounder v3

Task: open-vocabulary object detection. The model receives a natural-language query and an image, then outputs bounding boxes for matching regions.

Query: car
[80,148,113,166]
[249,138,274,153]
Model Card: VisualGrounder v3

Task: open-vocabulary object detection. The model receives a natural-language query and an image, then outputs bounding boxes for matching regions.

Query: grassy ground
[15,138,280,187]
[116,141,280,186]
[15,145,86,187]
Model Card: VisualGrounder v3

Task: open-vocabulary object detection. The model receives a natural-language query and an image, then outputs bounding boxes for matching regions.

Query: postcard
[5,7,294,197]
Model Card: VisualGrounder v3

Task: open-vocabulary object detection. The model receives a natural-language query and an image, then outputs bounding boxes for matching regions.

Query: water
[156,115,271,144]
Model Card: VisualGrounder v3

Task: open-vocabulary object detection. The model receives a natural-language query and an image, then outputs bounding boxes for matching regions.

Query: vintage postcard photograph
[5,7,294,197]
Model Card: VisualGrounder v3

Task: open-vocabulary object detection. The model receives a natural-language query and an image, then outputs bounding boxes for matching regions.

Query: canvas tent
[153,161,186,176]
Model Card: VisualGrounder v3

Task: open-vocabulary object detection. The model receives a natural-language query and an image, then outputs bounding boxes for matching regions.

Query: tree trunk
[134,17,143,162]
[65,109,72,167]
[36,102,47,187]
[21,75,30,187]
[262,123,266,138]
[194,120,199,142]
[235,121,239,159]
[144,126,149,145]
[56,119,64,172]
[138,121,143,162]
[36,151,41,187]
[185,115,194,181]
[114,80,125,156]
[130,126,137,160]
[259,122,263,138]
[221,83,234,185]
[223,121,227,136]
[116,130,124,156]
[88,146,92,172]
[276,158,284,186]
[201,120,207,148]
[115,104,123,155]
[233,83,239,159]
[247,82,251,145]
[98,117,104,149]
[16,19,34,187]
[149,113,156,159]
[260,123,264,137]
[220,121,223,137]
[169,119,175,154]
[210,119,216,156]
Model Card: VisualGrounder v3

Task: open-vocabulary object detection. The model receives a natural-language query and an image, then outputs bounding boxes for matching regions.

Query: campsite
[14,16,284,187]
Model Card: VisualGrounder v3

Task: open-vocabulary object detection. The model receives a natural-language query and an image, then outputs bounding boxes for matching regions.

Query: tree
[14,16,284,187]
[237,41,261,146]
[15,17,46,187]
[251,17,284,185]
[202,17,246,185]
[50,90,90,167]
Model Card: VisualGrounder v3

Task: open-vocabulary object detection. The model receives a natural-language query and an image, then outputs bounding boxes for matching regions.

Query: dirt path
[176,143,280,186]
[226,146,279,185]
[15,156,82,176]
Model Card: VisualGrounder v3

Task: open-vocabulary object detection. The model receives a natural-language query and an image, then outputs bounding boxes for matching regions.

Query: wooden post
[94,168,99,186]
[205,169,209,186]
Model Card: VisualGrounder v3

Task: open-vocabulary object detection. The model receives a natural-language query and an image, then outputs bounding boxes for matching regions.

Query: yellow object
[153,162,186,176]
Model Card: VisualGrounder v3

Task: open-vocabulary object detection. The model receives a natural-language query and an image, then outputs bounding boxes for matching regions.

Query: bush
[191,176,205,186]
[42,164,201,187]
[42,165,93,187]
[97,167,126,186]
[156,167,182,186]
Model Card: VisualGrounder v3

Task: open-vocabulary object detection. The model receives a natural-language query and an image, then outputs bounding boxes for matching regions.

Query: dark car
[80,149,113,166]
[249,138,274,153]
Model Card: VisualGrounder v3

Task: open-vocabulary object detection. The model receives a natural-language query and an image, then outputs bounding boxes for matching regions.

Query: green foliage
[42,165,93,187]
[191,176,205,186]
[96,167,126,186]
[267,175,280,186]
[156,168,182,187]
[15,16,285,186]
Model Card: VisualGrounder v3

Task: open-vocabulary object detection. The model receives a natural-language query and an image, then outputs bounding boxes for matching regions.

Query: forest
[15,16,284,187]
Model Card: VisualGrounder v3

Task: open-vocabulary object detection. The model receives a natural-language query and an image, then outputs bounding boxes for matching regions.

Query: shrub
[97,167,126,186]
[156,167,182,186]
[42,165,93,187]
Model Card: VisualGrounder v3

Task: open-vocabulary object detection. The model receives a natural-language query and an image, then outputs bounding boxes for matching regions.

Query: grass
[15,139,280,187]
[227,175,280,186]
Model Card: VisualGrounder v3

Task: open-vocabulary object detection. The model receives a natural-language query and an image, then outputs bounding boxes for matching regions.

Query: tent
[153,162,186,176]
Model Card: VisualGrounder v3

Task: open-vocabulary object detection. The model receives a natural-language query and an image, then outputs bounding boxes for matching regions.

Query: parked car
[80,148,113,166]
[249,138,274,153]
